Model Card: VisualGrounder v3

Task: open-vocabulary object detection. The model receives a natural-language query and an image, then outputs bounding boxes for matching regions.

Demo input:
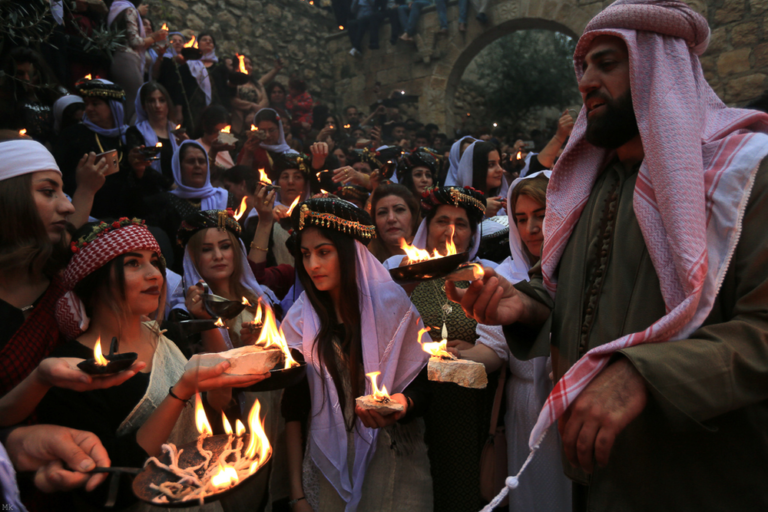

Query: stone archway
[326,0,603,132]
[325,0,767,131]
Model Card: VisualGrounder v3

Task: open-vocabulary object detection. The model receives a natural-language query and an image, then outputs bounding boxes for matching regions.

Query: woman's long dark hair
[472,141,500,196]
[293,226,362,431]
[0,173,70,277]
[139,81,176,123]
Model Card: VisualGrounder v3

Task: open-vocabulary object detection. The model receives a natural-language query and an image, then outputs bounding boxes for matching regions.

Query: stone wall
[148,0,339,106]
[701,0,768,103]
[325,0,768,133]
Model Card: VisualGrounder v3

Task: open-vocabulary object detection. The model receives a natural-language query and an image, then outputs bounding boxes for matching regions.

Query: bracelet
[250,242,268,252]
[168,386,189,404]
[288,497,306,508]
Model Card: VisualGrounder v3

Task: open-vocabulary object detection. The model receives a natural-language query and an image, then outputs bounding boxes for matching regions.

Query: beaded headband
[75,80,126,102]
[176,209,242,247]
[421,186,487,223]
[293,198,376,245]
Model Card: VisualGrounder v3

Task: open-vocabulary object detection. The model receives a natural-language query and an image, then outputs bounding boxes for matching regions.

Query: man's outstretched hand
[558,357,647,473]
[445,267,528,325]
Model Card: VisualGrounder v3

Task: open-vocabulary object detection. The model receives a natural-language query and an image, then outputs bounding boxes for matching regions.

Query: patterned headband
[293,198,377,245]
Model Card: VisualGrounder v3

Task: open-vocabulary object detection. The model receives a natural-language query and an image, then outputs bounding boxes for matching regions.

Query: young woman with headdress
[52,78,163,219]
[170,208,288,508]
[38,218,267,509]
[280,197,433,512]
[446,140,508,217]
[366,182,420,263]
[394,147,438,199]
[446,171,572,512]
[126,81,181,189]
[384,185,499,512]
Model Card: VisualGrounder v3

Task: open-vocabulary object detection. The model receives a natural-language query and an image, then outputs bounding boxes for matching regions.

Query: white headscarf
[187,48,219,106]
[0,140,61,180]
[445,135,476,185]
[501,170,552,283]
[170,140,229,209]
[256,108,293,154]
[447,140,510,214]
[282,242,428,512]
[53,95,84,133]
[133,82,180,173]
[168,238,278,346]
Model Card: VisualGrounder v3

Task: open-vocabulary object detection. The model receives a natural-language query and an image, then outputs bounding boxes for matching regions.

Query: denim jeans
[458,0,468,23]
[435,0,448,29]
[398,0,433,36]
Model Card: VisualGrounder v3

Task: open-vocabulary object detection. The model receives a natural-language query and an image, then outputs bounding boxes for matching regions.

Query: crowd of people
[3,0,768,511]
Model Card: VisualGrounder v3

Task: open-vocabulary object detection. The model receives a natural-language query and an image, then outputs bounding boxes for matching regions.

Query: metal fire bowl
[203,294,246,320]
[133,434,271,507]
[388,251,470,284]
[77,352,138,375]
[229,71,250,86]
[181,48,203,60]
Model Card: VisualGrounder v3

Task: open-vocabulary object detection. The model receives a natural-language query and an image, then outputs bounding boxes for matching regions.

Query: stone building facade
[149,0,766,131]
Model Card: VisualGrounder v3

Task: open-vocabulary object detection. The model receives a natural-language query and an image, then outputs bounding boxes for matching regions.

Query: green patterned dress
[411,278,498,512]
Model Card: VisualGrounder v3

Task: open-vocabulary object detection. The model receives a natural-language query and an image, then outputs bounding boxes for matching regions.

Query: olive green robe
[506,158,768,511]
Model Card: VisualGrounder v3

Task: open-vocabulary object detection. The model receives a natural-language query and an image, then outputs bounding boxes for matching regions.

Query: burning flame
[257,168,270,185]
[175,124,181,130]
[339,25,344,30]
[184,35,196,48]
[251,124,257,131]
[366,371,391,401]
[244,399,271,472]
[399,227,456,263]
[320,189,329,195]
[242,296,253,307]
[255,304,300,369]
[221,125,231,134]
[253,300,263,325]
[516,150,522,160]
[344,124,351,129]
[155,142,162,148]
[93,337,108,366]
[222,412,233,435]
[235,419,246,437]
[211,464,239,490]
[285,196,301,216]
[234,196,248,221]
[161,23,168,30]
[84,74,92,80]
[418,326,455,359]
[194,393,213,436]
[236,54,248,75]
[18,129,27,136]
[214,318,225,327]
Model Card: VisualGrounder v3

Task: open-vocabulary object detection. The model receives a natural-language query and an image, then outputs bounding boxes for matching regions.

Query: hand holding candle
[355,371,407,428]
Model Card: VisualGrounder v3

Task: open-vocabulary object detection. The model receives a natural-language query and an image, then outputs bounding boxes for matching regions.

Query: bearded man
[448,1,768,510]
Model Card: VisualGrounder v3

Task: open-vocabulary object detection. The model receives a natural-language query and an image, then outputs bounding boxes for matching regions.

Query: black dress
[38,341,151,509]
[52,123,166,219]
[125,125,175,189]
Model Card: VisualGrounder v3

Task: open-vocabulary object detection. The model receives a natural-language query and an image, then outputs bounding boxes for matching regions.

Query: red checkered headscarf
[55,222,162,340]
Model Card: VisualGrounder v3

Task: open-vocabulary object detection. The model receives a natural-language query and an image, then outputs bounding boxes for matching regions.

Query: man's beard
[585,90,639,149]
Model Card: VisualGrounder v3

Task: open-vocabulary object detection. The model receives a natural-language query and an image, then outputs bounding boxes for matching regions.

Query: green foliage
[472,30,580,132]
[0,0,57,47]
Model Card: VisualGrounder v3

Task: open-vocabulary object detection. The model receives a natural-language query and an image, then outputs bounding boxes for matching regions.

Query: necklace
[430,279,451,340]
[95,133,124,163]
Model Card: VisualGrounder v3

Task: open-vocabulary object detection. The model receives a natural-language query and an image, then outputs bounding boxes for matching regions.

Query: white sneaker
[349,48,362,57]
